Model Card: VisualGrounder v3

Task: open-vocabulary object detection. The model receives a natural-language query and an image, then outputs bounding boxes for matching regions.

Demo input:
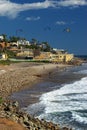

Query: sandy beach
[0,62,71,99]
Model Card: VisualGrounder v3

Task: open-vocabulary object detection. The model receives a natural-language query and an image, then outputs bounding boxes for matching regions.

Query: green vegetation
[1,34,8,43]
[42,42,51,52]
[9,36,20,42]
[0,59,22,65]
[0,59,51,65]
[0,34,52,52]
[0,34,53,62]
[0,60,11,65]
[5,50,16,58]
[0,97,3,104]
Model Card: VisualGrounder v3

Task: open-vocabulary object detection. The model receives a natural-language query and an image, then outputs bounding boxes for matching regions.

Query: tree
[42,42,51,52]
[9,36,20,42]
[1,34,8,42]
[31,38,37,45]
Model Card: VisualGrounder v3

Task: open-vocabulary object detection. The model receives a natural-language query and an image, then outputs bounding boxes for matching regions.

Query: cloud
[57,0,87,7]
[26,16,40,21]
[56,20,76,25]
[0,0,55,18]
[56,21,67,25]
[0,0,87,18]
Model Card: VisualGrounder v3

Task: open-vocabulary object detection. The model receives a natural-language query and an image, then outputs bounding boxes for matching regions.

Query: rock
[12,101,19,107]
[0,100,72,130]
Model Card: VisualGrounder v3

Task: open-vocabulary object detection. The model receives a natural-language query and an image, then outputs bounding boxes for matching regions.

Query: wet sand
[9,63,85,108]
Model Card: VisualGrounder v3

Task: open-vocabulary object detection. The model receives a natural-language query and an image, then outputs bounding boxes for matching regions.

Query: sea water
[25,63,87,130]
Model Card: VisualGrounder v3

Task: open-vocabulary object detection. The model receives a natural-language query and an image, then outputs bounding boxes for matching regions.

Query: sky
[0,0,87,55]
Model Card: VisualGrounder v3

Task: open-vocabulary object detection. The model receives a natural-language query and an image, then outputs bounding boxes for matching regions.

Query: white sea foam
[72,111,87,124]
[38,77,87,114]
[25,66,87,129]
[26,76,87,119]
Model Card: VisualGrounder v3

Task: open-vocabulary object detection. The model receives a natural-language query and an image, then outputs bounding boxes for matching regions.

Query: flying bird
[63,28,71,33]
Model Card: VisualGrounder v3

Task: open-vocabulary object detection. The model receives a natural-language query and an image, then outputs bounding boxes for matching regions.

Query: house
[53,48,67,54]
[50,53,74,63]
[17,40,30,46]
[34,49,74,63]
[16,49,33,58]
[0,36,4,41]
[2,53,8,60]
[51,48,74,63]
[65,53,74,62]
[10,42,18,47]
[9,46,19,52]
[34,52,51,60]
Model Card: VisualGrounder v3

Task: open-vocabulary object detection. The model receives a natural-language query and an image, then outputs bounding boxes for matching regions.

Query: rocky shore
[0,100,72,130]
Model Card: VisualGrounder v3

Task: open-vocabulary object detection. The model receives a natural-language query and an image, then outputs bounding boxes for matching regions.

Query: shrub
[0,97,3,104]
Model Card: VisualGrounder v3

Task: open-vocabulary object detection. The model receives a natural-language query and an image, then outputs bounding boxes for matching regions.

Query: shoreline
[0,62,86,130]
[0,62,72,99]
[10,71,85,109]
[7,62,85,109]
[0,62,74,130]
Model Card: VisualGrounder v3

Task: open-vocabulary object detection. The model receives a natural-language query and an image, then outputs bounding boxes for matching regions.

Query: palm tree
[42,42,51,52]
[9,36,20,42]
[31,38,37,45]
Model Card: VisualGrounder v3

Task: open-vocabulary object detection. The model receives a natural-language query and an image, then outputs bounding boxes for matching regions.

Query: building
[0,36,4,41]
[34,49,74,63]
[51,48,74,63]
[16,49,33,58]
[53,48,68,54]
[50,53,74,63]
[2,53,8,60]
[34,52,51,60]
[17,40,30,46]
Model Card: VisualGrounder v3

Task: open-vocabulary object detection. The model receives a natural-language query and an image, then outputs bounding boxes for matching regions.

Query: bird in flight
[63,28,71,33]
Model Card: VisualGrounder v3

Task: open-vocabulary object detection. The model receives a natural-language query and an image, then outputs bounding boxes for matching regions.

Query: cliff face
[0,100,72,130]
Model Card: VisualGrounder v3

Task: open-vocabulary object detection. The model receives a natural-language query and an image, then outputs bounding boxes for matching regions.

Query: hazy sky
[0,0,87,55]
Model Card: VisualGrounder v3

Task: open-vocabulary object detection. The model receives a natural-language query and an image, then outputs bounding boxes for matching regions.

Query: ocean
[24,63,87,130]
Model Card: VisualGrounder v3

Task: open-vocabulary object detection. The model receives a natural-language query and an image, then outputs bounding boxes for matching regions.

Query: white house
[0,35,4,41]
[17,40,30,46]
